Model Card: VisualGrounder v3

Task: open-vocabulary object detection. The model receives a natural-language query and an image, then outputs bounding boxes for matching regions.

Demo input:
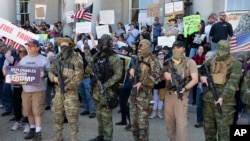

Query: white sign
[165,3,174,15]
[138,13,151,24]
[76,22,91,33]
[96,25,111,39]
[157,36,176,47]
[99,10,115,25]
[0,18,39,46]
[75,0,88,4]
[35,4,47,19]
[174,1,184,12]
[88,40,97,49]
[66,11,75,23]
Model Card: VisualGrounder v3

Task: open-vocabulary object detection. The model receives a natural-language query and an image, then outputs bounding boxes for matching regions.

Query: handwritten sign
[95,25,111,39]
[183,15,201,37]
[0,18,39,46]
[75,0,88,4]
[157,36,176,47]
[66,11,75,23]
[138,13,151,24]
[147,3,160,17]
[5,66,41,85]
[117,54,131,85]
[76,22,91,33]
[99,10,115,25]
[226,12,247,30]
[35,4,46,19]
[165,1,184,16]
[165,2,174,16]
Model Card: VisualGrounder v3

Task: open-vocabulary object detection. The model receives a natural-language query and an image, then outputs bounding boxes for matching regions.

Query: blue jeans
[2,83,13,112]
[211,42,217,51]
[78,77,96,113]
[196,82,203,123]
[189,47,197,58]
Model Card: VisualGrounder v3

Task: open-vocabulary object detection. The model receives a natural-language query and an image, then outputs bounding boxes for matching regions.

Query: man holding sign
[18,39,50,141]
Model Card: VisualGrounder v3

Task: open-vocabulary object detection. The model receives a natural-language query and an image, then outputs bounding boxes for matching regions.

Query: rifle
[167,60,184,100]
[204,63,223,116]
[55,58,65,94]
[131,57,140,97]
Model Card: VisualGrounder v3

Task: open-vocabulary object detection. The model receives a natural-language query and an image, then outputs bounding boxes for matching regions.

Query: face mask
[172,50,184,61]
[61,46,73,59]
[216,51,229,60]
[140,47,150,57]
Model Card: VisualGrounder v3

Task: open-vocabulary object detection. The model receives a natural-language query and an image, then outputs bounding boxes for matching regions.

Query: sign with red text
[5,66,41,85]
[0,18,39,46]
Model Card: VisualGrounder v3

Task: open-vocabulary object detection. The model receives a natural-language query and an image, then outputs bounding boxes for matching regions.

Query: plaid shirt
[192,54,205,65]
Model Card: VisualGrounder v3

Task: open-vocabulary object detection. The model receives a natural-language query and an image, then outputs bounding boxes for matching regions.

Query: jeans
[13,86,23,121]
[0,81,3,104]
[196,82,203,123]
[78,77,96,113]
[2,83,13,112]
[211,42,217,51]
[118,88,131,123]
[189,47,197,58]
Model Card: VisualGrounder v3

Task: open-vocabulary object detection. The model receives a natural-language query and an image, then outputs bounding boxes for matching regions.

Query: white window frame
[225,0,250,12]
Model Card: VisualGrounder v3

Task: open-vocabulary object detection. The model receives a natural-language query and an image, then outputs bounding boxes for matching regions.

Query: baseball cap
[139,39,151,47]
[25,39,39,47]
[129,22,135,26]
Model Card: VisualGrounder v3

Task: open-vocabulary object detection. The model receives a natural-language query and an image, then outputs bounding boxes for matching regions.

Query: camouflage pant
[129,88,152,141]
[203,101,235,141]
[52,92,80,135]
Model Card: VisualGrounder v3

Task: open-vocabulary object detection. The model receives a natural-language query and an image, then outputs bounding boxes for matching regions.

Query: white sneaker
[23,124,30,133]
[157,111,164,119]
[149,110,157,119]
[11,122,21,131]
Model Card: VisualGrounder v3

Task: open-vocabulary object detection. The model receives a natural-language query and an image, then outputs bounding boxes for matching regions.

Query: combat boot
[24,128,35,139]
[149,110,157,119]
[157,110,164,119]
[89,135,103,141]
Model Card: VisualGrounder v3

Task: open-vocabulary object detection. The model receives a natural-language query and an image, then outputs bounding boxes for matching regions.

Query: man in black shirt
[209,11,233,51]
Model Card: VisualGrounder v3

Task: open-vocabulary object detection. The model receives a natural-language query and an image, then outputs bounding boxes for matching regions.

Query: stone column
[62,0,75,37]
[91,0,102,37]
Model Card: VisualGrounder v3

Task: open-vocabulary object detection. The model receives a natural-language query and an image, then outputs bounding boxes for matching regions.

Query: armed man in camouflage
[89,34,122,141]
[199,40,242,141]
[162,41,198,141]
[129,39,161,141]
[49,38,84,141]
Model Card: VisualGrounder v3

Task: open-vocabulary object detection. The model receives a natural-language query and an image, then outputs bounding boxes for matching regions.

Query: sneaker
[80,111,90,116]
[23,124,30,133]
[124,124,131,130]
[194,123,203,128]
[21,117,29,125]
[11,122,21,131]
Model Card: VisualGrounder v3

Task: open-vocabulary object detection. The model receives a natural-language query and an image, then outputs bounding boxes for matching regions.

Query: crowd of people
[0,10,249,141]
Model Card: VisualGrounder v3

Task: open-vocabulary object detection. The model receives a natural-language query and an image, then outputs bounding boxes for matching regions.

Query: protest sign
[95,25,111,39]
[76,22,91,33]
[183,15,201,37]
[66,11,75,23]
[138,13,151,24]
[117,54,131,85]
[35,4,46,19]
[99,10,115,25]
[0,18,39,46]
[147,3,160,17]
[5,66,41,85]
[75,0,88,4]
[87,39,97,49]
[165,1,184,16]
[157,36,176,47]
[165,2,174,16]
[226,12,247,30]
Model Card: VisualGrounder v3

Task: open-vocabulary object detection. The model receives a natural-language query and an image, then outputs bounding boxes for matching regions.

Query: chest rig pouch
[62,63,74,82]
[210,57,235,85]
[94,56,114,84]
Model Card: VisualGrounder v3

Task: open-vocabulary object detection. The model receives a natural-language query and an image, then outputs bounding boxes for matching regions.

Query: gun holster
[106,96,118,109]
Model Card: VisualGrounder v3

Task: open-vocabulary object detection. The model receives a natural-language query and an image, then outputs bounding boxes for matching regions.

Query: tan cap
[139,39,151,47]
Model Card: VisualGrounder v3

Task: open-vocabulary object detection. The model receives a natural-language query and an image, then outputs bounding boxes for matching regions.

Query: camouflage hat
[139,39,151,47]
[216,40,230,54]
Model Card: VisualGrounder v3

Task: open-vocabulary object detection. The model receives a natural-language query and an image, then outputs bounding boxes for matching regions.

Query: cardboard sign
[0,18,39,46]
[183,15,201,37]
[147,3,160,17]
[95,25,111,39]
[99,10,115,25]
[165,1,184,16]
[66,11,75,23]
[76,22,91,33]
[35,4,46,19]
[157,36,176,47]
[117,54,131,85]
[5,66,41,85]
[226,12,247,30]
[138,13,151,24]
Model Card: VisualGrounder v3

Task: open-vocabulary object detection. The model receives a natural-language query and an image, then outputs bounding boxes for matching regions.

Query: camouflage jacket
[48,52,84,92]
[199,56,242,105]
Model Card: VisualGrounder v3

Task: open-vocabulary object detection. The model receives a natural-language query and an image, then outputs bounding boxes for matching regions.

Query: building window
[226,0,250,11]
[130,0,159,23]
[16,0,30,26]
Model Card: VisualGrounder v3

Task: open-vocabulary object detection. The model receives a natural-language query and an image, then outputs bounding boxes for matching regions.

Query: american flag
[4,38,21,50]
[71,3,93,22]
[230,31,250,53]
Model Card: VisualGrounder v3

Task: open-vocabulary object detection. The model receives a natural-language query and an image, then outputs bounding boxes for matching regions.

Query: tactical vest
[93,56,114,84]
[210,56,236,85]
